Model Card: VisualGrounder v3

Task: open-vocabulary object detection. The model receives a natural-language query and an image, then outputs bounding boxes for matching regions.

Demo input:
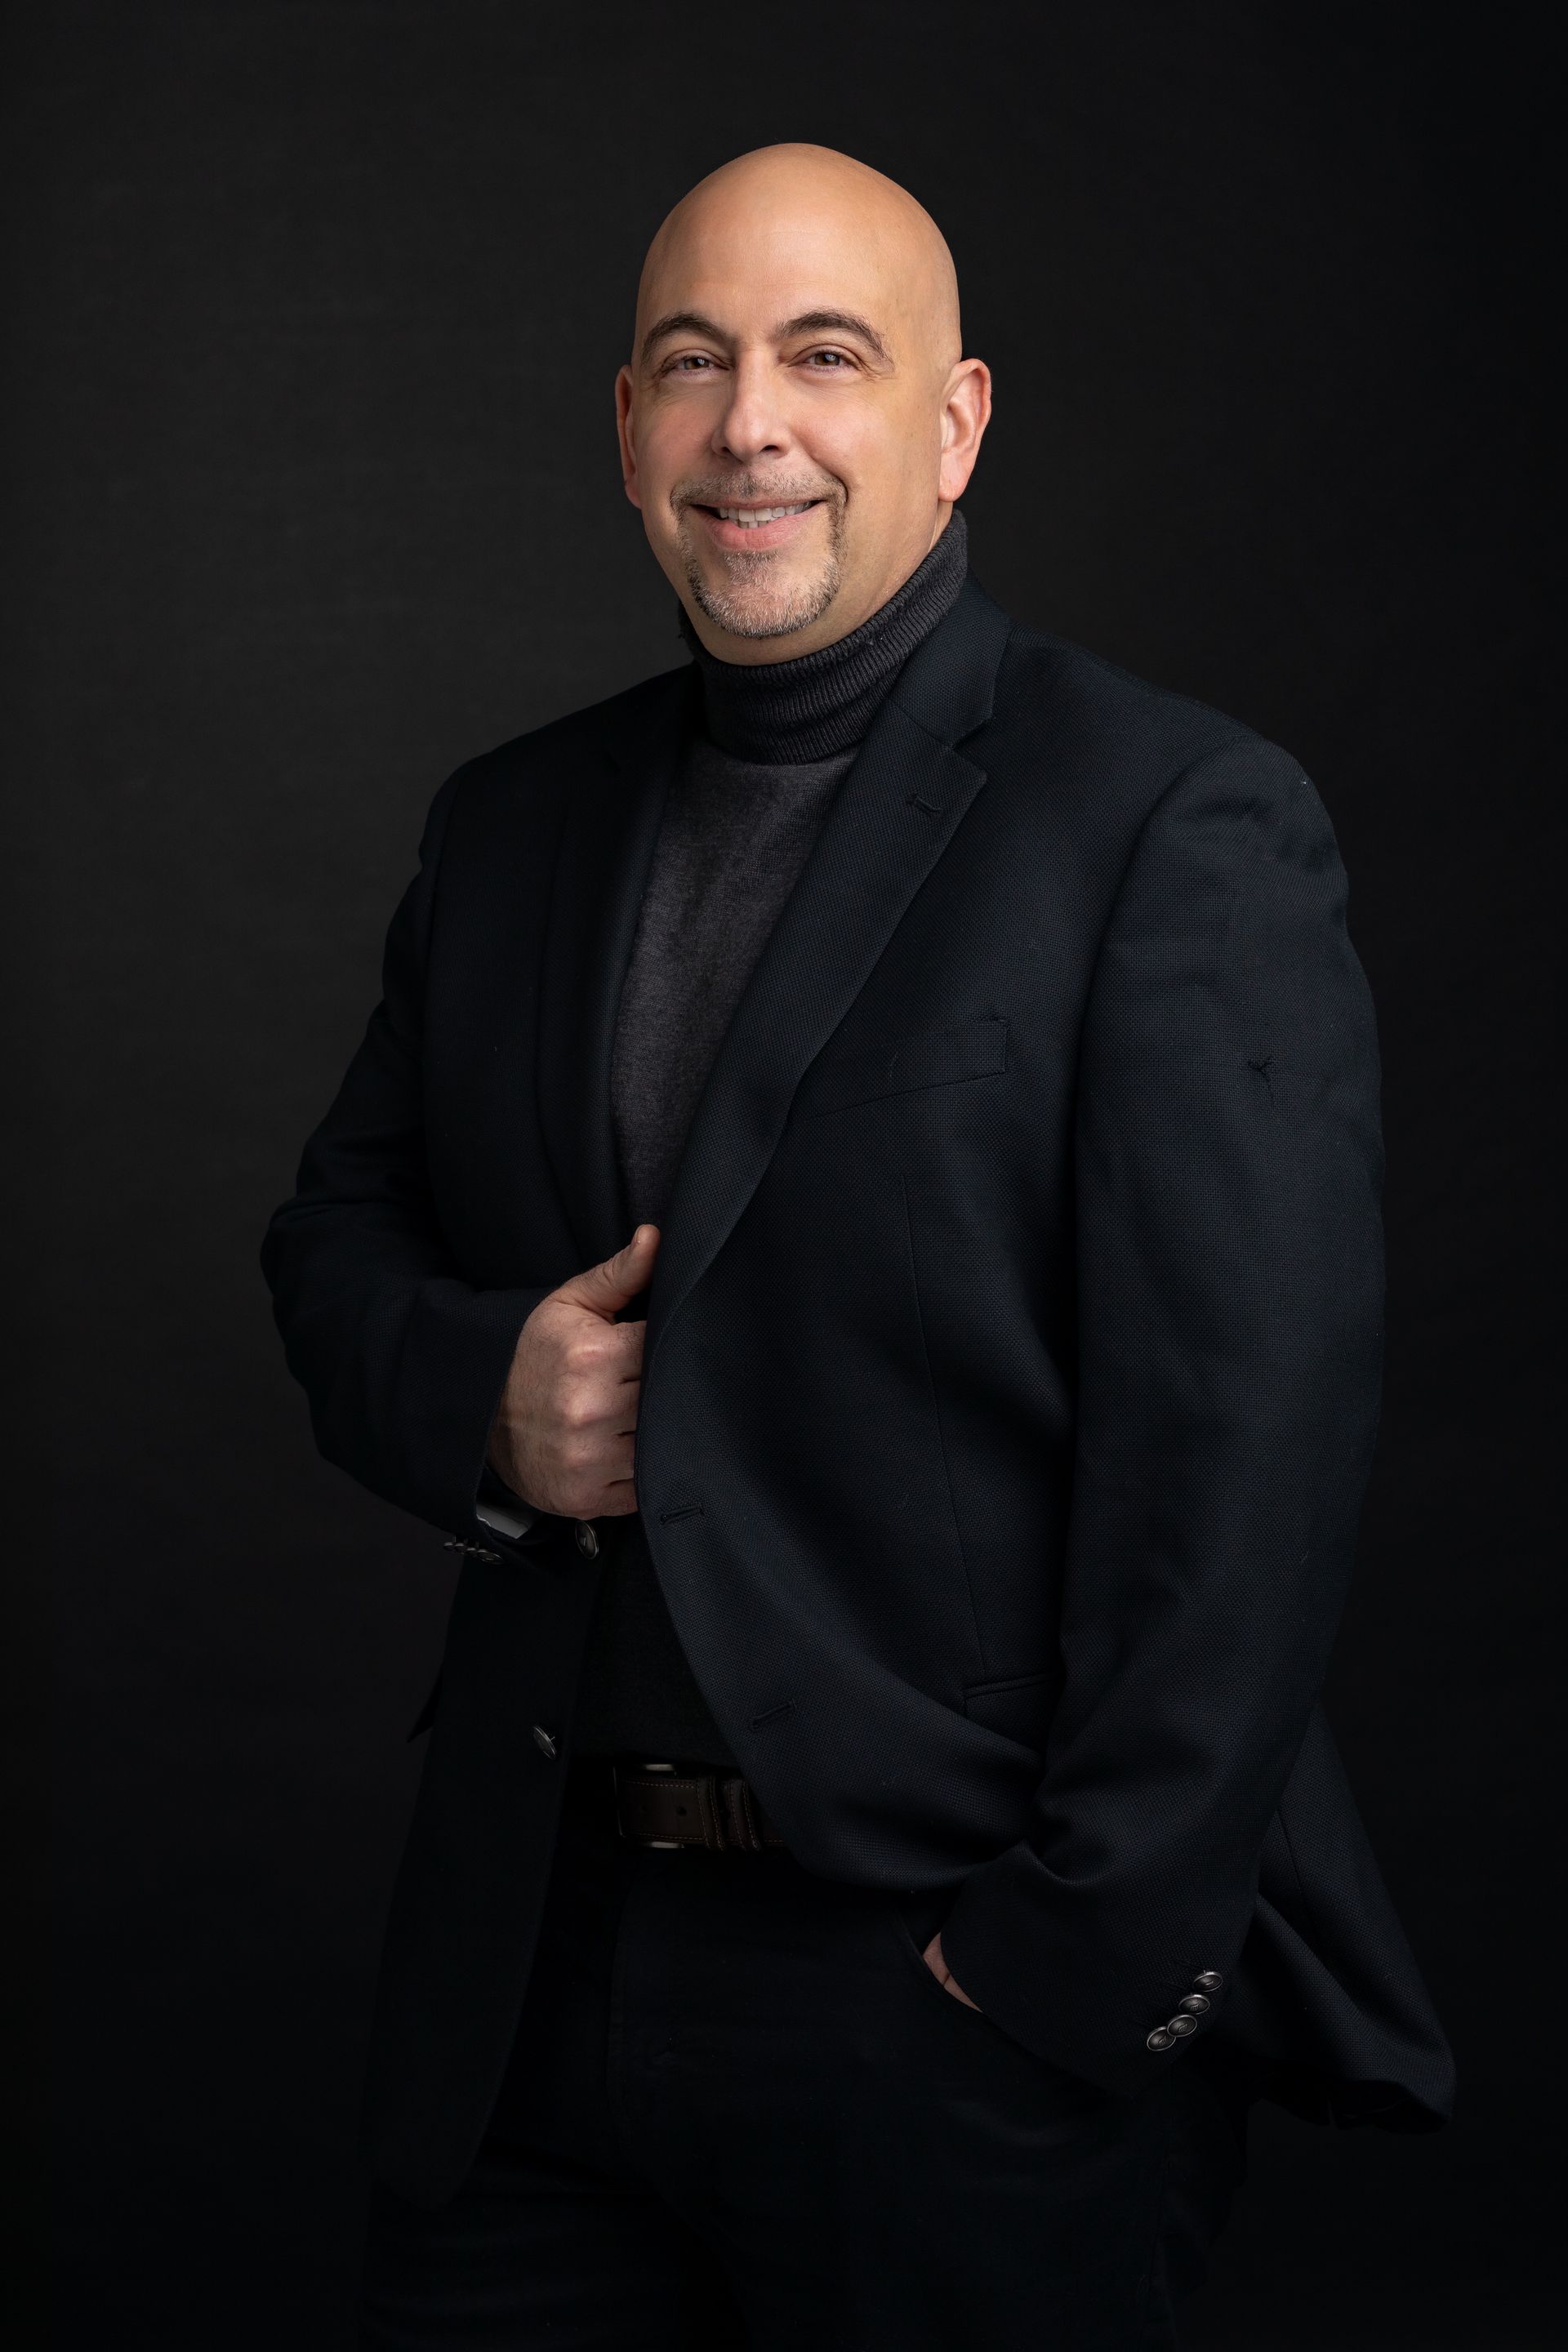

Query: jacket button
[1179,1994,1210,2014]
[532,1725,559,1759]
[1168,2014,1197,2037]
[1147,2027,1176,2051]
[574,1521,599,1557]
[1193,1971,1223,1991]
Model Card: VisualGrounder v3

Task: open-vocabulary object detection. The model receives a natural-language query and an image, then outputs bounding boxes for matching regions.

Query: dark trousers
[358,1756,1250,2350]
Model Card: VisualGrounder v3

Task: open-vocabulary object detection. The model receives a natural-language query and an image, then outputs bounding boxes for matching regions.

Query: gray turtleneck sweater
[512,511,971,1764]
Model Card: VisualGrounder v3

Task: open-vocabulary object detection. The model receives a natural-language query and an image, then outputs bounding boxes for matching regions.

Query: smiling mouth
[692,499,823,528]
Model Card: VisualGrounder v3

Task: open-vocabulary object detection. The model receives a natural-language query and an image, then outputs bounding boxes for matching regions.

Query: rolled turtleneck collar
[676,506,969,764]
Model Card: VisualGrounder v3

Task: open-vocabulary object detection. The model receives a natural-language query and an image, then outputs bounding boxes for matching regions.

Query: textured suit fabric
[261,572,1455,2206]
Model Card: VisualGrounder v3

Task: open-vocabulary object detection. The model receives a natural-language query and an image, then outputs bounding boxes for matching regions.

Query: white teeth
[715,502,812,526]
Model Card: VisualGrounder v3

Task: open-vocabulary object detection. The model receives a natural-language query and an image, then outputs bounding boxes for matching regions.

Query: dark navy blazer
[261,574,1455,2206]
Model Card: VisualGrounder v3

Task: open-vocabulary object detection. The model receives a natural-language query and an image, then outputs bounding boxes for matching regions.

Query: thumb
[556,1223,661,1320]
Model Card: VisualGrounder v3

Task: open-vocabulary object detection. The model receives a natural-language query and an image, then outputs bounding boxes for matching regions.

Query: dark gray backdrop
[18,2,1558,2345]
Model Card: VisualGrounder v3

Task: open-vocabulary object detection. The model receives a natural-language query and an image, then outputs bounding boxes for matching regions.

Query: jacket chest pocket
[794,1015,1009,1118]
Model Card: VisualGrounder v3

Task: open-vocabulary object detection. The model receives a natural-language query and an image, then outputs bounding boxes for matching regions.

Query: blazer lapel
[644,575,1013,1374]
[534,662,697,1271]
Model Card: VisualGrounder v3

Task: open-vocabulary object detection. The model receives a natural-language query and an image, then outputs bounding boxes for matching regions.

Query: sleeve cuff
[935,1844,1236,2104]
[475,1495,537,1540]
[473,1451,563,1551]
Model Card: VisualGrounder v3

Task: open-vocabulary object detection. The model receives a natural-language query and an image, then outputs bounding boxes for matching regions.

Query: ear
[615,365,643,509]
[937,359,992,505]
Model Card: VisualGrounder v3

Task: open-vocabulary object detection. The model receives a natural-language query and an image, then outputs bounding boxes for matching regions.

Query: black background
[16,2,1559,2345]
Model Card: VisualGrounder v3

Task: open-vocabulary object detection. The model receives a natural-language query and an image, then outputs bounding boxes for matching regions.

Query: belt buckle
[612,1758,768,1852]
[614,1758,688,1849]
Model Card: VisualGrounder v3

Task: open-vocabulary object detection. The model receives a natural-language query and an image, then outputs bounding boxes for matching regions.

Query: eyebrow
[639,307,892,369]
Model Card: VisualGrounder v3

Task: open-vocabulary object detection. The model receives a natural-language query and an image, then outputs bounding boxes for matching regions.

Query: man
[262,145,1454,2348]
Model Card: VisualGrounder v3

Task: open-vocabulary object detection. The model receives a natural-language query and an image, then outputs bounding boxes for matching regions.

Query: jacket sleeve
[937,733,1385,2099]
[259,765,563,1559]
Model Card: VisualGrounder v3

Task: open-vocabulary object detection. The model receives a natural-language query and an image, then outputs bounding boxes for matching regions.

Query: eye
[663,352,719,375]
[802,348,853,369]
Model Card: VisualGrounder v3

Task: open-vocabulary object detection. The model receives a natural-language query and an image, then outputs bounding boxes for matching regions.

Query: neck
[677,508,970,764]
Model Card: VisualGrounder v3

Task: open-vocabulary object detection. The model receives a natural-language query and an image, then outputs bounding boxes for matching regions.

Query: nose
[710,351,793,468]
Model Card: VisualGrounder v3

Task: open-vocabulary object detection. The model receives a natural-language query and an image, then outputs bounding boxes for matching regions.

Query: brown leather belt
[612,1760,786,1853]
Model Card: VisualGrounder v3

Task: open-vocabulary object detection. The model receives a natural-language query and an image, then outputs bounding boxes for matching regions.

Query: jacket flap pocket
[798,1015,1009,1116]
[962,1666,1058,1749]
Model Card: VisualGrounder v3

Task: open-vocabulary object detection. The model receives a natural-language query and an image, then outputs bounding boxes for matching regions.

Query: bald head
[615,144,990,660]
[636,145,962,385]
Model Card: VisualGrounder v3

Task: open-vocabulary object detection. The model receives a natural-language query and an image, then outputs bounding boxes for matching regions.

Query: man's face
[616,159,988,662]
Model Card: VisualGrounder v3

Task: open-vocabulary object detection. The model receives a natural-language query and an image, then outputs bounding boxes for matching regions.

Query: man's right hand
[483,1225,661,1521]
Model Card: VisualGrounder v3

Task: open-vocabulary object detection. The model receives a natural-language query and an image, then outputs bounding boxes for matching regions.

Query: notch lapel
[643,577,1014,1374]
[534,664,697,1272]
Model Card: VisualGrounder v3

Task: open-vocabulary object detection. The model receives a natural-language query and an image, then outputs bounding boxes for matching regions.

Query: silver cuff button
[531,1725,559,1758]
[1147,2027,1176,2051]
